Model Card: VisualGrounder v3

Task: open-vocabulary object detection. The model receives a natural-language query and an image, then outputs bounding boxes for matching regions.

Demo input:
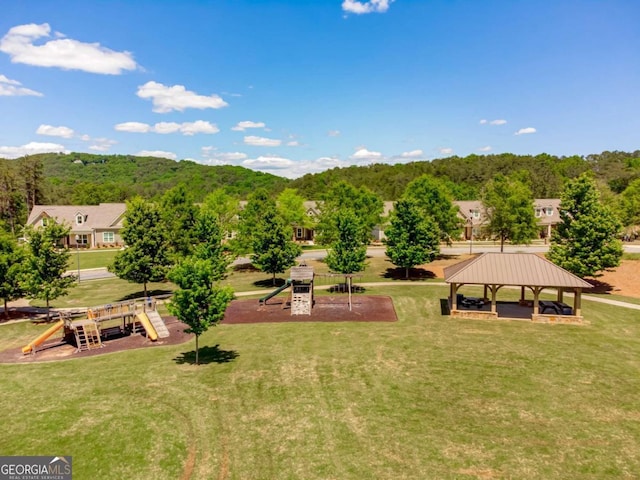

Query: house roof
[26,203,126,232]
[444,252,592,288]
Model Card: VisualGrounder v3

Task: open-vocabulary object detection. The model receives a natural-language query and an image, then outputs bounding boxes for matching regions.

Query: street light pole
[467,212,473,255]
[75,235,81,284]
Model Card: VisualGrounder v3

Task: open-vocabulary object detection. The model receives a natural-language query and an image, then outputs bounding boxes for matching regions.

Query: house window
[41,218,49,226]
[103,232,114,243]
[545,207,554,216]
[76,214,84,225]
[296,228,303,238]
[535,208,543,218]
[471,210,480,219]
[76,234,88,245]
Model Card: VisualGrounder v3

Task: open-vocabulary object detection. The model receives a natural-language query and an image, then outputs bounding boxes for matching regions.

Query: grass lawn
[2,285,640,479]
[66,249,120,270]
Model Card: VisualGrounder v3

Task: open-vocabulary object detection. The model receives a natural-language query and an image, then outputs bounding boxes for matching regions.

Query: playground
[225,295,397,324]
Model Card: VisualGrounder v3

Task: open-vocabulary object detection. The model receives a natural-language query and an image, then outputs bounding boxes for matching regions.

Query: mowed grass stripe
[2,285,640,479]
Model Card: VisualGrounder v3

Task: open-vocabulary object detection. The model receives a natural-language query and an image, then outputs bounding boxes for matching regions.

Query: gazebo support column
[574,288,582,317]
[532,286,544,315]
[557,288,564,303]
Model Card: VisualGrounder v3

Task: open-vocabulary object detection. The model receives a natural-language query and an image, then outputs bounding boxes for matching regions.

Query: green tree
[109,197,172,298]
[235,188,271,255]
[0,230,25,319]
[547,174,623,277]
[21,222,76,320]
[277,188,312,240]
[402,174,460,242]
[325,210,368,275]
[0,164,26,235]
[168,257,234,365]
[481,173,539,252]
[19,156,45,213]
[193,208,233,281]
[384,200,440,278]
[251,206,302,285]
[618,178,640,227]
[316,181,383,245]
[201,189,240,240]
[159,184,198,260]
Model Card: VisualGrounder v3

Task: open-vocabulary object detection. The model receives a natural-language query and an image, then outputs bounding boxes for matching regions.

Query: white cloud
[480,118,507,126]
[515,127,537,135]
[231,120,266,131]
[244,135,281,147]
[478,146,492,152]
[180,120,220,136]
[287,141,301,147]
[152,122,181,134]
[328,130,341,137]
[36,124,75,138]
[0,141,68,159]
[0,23,137,74]
[400,149,424,158]
[342,0,394,14]
[350,147,382,161]
[243,155,294,170]
[115,121,151,133]
[88,137,117,152]
[137,81,228,113]
[438,147,454,155]
[0,74,43,96]
[115,120,219,135]
[135,150,177,160]
[209,151,248,162]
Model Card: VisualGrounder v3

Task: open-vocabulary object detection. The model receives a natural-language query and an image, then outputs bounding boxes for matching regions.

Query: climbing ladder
[72,320,102,352]
[146,311,170,338]
[291,285,312,315]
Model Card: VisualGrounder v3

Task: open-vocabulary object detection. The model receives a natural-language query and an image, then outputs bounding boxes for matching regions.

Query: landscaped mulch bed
[222,295,398,324]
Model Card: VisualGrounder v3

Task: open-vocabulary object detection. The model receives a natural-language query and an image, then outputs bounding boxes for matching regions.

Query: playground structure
[21,298,170,355]
[259,265,315,315]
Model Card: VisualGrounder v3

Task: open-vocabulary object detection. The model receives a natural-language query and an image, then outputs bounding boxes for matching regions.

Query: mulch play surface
[0,317,192,364]
[222,295,398,324]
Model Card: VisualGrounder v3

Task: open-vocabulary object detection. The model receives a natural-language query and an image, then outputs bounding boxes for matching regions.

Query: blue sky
[1,0,639,178]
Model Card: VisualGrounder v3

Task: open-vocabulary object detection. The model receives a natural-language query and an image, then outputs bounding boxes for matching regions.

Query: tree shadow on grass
[383,267,436,281]
[118,289,174,302]
[173,344,239,365]
[253,277,287,288]
[232,263,260,273]
[585,278,614,294]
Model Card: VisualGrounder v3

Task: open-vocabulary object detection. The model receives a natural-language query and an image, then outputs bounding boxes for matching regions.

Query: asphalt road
[76,243,640,281]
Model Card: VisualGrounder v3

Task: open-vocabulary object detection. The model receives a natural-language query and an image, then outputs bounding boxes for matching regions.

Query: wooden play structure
[259,265,315,315]
[21,298,170,355]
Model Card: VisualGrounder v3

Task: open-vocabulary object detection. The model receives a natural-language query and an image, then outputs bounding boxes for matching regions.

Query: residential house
[454,199,561,241]
[26,203,126,248]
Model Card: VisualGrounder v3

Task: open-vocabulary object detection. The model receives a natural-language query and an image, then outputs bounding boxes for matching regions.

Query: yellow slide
[136,313,158,341]
[22,319,64,354]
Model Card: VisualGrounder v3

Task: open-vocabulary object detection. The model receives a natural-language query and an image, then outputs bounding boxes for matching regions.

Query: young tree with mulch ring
[168,257,234,365]
[384,199,440,279]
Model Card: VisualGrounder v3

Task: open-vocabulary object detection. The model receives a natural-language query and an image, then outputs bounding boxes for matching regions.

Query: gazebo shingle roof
[444,252,592,288]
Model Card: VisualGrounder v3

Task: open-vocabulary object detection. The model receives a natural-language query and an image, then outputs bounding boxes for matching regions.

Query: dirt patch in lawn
[0,316,192,364]
[223,295,397,324]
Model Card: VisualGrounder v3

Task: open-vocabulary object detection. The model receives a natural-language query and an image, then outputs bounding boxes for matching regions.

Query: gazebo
[444,253,593,324]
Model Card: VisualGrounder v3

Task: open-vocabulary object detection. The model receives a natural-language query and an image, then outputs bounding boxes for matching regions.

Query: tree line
[0,171,623,361]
